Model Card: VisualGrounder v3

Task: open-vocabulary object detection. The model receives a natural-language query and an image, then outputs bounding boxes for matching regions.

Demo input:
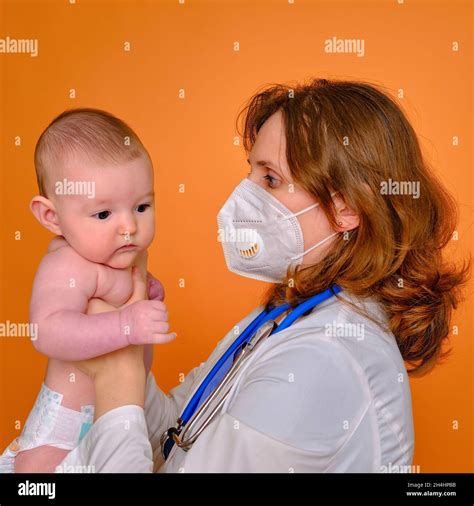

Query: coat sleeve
[179,335,375,472]
[55,405,153,473]
[56,366,207,473]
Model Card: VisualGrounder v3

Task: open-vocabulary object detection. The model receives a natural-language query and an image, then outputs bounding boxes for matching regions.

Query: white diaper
[0,383,94,473]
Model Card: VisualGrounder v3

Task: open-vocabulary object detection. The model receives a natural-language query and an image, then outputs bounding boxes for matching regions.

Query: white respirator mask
[217,178,340,283]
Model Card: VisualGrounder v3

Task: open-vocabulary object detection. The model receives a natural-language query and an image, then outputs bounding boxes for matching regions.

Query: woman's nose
[247,172,260,186]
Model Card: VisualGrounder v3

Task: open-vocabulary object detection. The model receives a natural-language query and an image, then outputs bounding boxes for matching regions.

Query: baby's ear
[29,195,63,235]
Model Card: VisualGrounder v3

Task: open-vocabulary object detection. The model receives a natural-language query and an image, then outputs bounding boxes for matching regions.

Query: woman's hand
[73,339,146,384]
[82,263,165,378]
[75,265,154,420]
[78,266,147,370]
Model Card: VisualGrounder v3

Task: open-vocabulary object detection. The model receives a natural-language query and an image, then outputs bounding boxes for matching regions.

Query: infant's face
[52,155,155,269]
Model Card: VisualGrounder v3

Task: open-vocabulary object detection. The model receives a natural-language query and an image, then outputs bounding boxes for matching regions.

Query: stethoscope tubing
[162,284,343,458]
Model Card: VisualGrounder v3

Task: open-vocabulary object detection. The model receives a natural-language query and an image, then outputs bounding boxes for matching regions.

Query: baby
[0,108,174,473]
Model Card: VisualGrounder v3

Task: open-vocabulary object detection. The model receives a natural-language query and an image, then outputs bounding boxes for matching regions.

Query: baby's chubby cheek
[60,232,120,267]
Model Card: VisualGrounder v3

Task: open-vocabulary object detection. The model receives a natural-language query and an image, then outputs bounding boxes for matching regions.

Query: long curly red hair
[237,78,471,377]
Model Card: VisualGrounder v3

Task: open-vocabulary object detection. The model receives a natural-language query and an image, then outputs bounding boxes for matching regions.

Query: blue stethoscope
[160,284,343,460]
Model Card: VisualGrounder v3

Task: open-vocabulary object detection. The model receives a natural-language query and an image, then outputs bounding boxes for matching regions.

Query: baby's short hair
[34,108,152,197]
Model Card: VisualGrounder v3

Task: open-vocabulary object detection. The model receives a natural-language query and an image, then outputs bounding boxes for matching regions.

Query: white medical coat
[57,291,415,473]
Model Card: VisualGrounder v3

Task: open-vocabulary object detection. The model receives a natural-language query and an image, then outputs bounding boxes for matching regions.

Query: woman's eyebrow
[247,158,284,177]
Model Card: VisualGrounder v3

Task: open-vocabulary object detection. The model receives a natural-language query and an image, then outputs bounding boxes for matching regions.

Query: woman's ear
[29,195,63,235]
[333,195,360,232]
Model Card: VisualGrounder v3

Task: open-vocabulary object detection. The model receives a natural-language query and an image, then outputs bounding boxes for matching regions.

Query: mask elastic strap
[280,202,319,220]
[279,191,339,221]
[291,231,340,261]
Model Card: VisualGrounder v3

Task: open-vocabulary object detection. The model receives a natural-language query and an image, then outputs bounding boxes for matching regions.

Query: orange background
[0,0,472,472]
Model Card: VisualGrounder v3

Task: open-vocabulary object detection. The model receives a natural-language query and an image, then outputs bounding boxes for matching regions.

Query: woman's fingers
[126,265,148,305]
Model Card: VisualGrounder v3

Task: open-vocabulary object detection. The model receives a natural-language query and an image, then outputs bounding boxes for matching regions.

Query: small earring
[338,220,343,226]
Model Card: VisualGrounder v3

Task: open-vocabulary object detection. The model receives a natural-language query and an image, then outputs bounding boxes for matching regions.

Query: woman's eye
[93,210,111,220]
[263,174,280,189]
[136,203,151,213]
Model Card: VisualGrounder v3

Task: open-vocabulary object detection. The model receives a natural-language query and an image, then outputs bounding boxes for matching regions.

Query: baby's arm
[30,247,170,361]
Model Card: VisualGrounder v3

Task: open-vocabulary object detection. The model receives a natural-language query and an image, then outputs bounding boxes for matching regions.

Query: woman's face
[246,110,359,266]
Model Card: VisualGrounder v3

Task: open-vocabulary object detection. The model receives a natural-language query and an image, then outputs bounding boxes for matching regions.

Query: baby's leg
[14,446,70,473]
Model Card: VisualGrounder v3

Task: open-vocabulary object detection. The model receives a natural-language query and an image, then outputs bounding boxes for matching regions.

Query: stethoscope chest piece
[159,284,342,461]
[160,320,277,460]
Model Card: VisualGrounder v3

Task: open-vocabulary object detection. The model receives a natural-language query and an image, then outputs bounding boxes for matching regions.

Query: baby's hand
[119,299,174,345]
[147,272,165,301]
[119,267,176,345]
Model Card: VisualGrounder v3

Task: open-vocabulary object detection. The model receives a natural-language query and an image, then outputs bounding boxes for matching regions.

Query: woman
[58,78,469,473]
